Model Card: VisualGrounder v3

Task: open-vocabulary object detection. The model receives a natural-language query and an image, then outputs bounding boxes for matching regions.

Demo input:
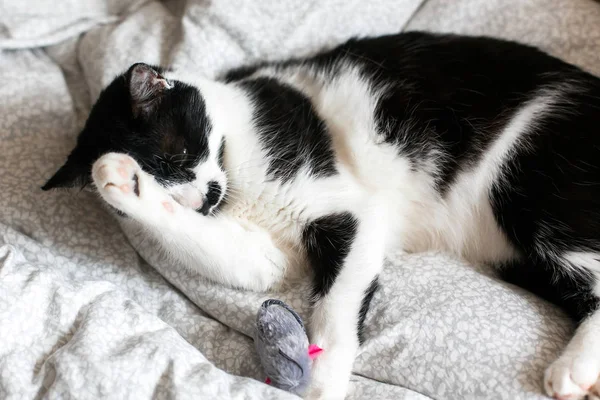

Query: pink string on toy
[308,344,323,360]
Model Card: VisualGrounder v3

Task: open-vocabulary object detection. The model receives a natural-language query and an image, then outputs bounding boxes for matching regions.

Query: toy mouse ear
[128,63,173,118]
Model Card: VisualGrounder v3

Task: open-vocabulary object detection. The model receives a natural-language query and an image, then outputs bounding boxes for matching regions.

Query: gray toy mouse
[254,299,323,396]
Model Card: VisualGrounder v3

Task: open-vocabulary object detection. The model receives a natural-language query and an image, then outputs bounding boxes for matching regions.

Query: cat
[43,31,600,400]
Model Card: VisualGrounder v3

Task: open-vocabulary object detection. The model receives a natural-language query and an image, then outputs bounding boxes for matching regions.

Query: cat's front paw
[92,152,176,220]
[545,352,600,400]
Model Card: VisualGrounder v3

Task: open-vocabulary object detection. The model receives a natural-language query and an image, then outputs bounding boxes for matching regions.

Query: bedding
[1,0,599,398]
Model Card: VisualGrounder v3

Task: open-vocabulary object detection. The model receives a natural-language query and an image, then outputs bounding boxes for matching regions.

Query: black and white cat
[43,31,600,400]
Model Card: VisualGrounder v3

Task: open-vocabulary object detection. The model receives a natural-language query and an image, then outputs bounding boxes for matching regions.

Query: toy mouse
[254,299,323,396]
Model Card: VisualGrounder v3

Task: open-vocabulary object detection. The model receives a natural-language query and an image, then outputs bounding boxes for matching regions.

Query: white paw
[92,153,175,219]
[304,345,354,400]
[545,352,600,400]
[305,363,349,400]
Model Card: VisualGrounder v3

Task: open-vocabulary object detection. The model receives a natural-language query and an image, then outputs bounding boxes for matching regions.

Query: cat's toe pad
[545,353,599,400]
[92,153,146,213]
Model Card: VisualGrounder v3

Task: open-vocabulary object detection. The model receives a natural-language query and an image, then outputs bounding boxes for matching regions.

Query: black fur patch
[488,83,600,322]
[489,84,600,249]
[498,259,598,323]
[303,212,358,299]
[238,77,337,182]
[206,181,222,208]
[358,277,379,345]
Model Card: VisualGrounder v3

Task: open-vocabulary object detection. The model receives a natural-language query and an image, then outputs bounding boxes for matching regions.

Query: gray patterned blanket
[1,0,599,399]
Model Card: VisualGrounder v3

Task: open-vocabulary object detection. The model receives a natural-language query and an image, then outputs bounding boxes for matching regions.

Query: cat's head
[43,63,226,215]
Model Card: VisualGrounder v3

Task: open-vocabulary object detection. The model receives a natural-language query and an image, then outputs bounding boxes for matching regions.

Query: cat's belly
[397,173,519,265]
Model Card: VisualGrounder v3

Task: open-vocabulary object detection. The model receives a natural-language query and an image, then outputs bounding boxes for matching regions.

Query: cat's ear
[127,63,172,118]
[42,148,91,191]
